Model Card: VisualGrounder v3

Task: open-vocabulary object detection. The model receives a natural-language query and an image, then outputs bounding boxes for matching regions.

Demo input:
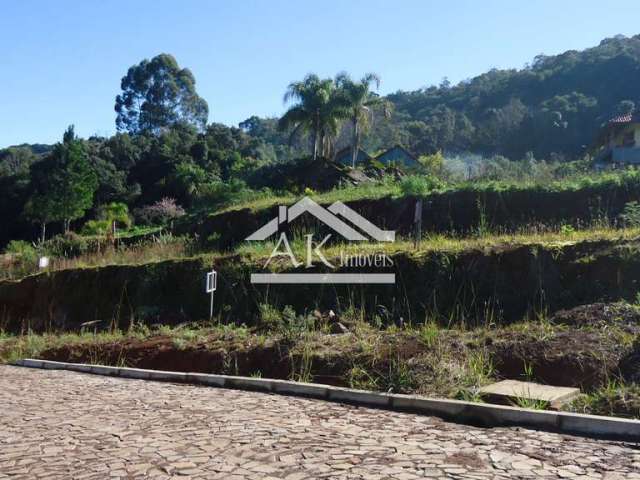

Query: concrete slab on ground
[479,380,580,408]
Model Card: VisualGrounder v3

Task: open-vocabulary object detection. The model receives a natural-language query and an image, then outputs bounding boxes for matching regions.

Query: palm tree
[101,202,131,238]
[279,74,345,162]
[335,73,392,168]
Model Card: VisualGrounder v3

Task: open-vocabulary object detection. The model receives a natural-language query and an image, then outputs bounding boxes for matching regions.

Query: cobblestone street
[0,365,638,479]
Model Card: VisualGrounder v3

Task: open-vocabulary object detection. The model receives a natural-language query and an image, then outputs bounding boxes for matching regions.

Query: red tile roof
[609,113,635,124]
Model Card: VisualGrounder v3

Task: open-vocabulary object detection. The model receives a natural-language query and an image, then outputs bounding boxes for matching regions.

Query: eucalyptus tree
[115,54,209,134]
[335,72,392,167]
[278,74,346,161]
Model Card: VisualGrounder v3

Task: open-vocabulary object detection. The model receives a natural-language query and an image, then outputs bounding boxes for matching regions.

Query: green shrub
[81,219,111,236]
[194,179,272,211]
[417,151,445,177]
[380,358,417,393]
[419,321,440,347]
[42,232,90,258]
[619,201,640,227]
[4,240,38,264]
[259,303,284,331]
[399,175,443,197]
[258,304,315,338]
[567,380,640,418]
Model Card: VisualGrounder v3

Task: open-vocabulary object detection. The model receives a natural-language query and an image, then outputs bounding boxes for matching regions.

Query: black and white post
[205,269,218,321]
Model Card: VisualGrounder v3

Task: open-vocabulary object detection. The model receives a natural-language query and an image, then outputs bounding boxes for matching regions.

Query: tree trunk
[40,222,46,243]
[112,220,117,246]
[312,129,318,162]
[64,219,70,233]
[312,111,320,162]
[319,131,328,161]
[352,118,359,168]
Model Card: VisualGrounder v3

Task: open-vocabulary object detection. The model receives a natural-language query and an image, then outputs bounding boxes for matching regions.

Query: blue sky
[2,0,640,147]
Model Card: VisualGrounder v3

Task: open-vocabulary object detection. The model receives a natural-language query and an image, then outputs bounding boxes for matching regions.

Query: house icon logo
[245,197,396,284]
[246,197,395,242]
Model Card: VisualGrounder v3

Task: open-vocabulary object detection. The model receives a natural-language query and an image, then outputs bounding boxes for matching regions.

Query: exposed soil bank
[20,304,639,400]
[0,258,214,333]
[2,301,637,417]
[40,336,294,382]
[488,302,640,389]
[1,237,640,333]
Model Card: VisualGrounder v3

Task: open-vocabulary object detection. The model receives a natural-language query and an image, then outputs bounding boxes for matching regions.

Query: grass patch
[565,380,640,419]
[0,330,129,364]
[215,177,401,215]
[213,168,640,217]
[512,396,550,410]
[4,220,639,283]
[235,225,640,269]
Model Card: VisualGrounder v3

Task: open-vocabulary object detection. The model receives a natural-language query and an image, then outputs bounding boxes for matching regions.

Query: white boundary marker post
[205,269,217,321]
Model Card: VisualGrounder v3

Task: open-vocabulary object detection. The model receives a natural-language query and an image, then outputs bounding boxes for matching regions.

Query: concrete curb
[12,358,640,442]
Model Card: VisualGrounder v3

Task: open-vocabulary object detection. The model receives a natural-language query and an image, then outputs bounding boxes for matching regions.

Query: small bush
[399,175,443,197]
[81,219,111,236]
[567,380,640,419]
[259,304,284,331]
[380,358,417,393]
[417,151,445,177]
[258,304,314,338]
[42,232,90,258]
[134,198,186,226]
[348,366,379,390]
[193,179,271,211]
[464,349,495,387]
[4,240,38,263]
[619,201,640,227]
[419,321,440,347]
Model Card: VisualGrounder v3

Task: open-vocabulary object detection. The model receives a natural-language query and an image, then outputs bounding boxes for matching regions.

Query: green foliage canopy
[115,54,209,134]
[26,126,98,234]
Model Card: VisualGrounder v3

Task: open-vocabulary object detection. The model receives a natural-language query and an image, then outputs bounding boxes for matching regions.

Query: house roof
[594,112,640,149]
[375,145,418,162]
[608,113,637,124]
[334,146,370,159]
[334,145,418,165]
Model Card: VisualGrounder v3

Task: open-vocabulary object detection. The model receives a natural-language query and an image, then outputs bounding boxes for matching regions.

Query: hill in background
[244,34,640,162]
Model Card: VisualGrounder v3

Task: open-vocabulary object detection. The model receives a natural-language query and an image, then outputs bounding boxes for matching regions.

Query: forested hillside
[2,35,640,247]
[368,34,640,159]
[245,34,640,160]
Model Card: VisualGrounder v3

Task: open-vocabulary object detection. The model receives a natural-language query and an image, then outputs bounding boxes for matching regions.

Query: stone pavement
[0,366,638,479]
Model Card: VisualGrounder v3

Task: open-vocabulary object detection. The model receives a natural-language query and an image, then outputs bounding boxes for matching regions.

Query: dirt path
[0,365,638,479]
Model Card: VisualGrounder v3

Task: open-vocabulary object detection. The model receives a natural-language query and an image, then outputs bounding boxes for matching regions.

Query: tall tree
[278,74,345,161]
[115,54,209,134]
[23,193,56,243]
[335,73,392,167]
[27,126,98,235]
